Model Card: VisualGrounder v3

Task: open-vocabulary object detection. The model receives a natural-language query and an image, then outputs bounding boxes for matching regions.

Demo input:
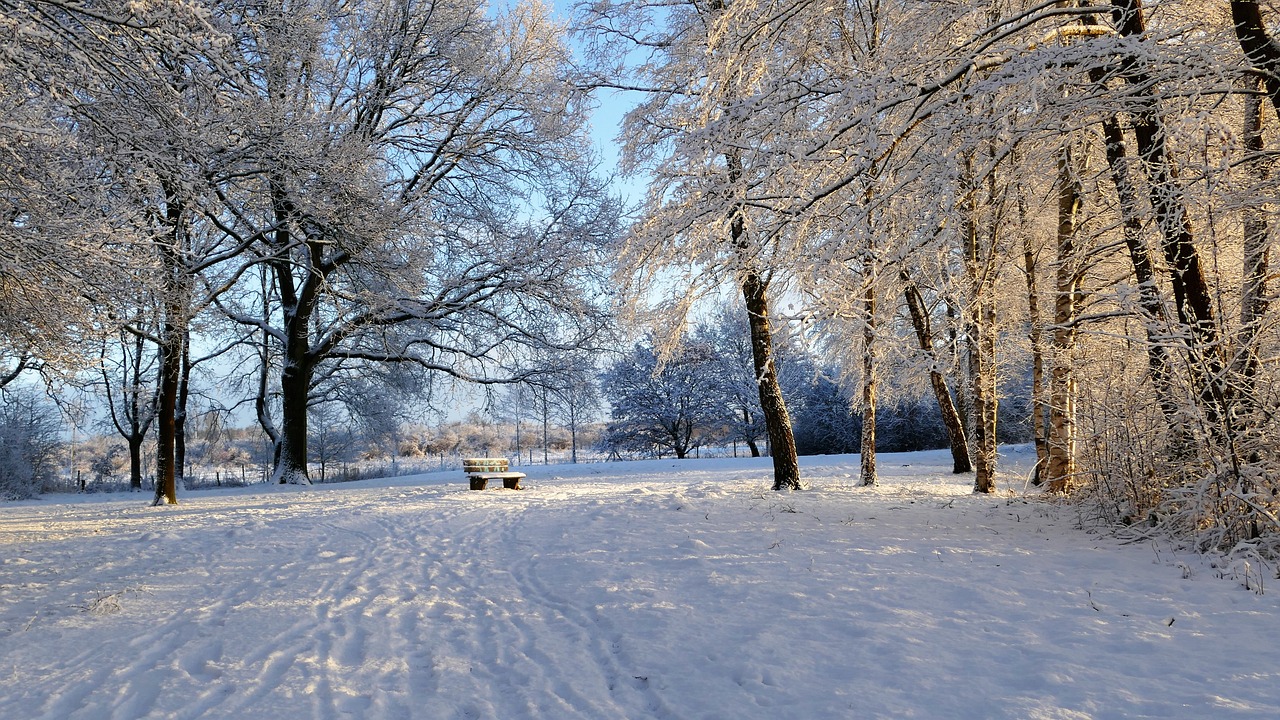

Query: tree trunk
[962,154,998,494]
[1046,142,1084,493]
[1021,208,1049,485]
[267,178,318,486]
[153,324,181,505]
[859,278,877,487]
[725,149,800,490]
[273,354,313,484]
[152,191,187,506]
[742,272,801,489]
[1112,0,1226,426]
[1237,80,1270,386]
[901,274,971,474]
[129,434,144,491]
[968,298,998,494]
[1233,1,1280,121]
[1097,115,1179,427]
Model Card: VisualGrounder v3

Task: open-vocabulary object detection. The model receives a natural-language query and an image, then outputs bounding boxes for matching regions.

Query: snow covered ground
[1,446,1278,719]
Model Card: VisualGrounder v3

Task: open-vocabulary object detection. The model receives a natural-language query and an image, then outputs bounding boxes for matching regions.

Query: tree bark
[1021,209,1049,485]
[901,274,971,473]
[268,180,315,486]
[962,154,998,494]
[152,191,187,506]
[1233,1,1280,121]
[153,318,181,505]
[1237,80,1270,386]
[742,271,801,490]
[860,276,877,487]
[1097,115,1179,427]
[1111,0,1226,428]
[724,149,800,490]
[129,436,145,491]
[1046,142,1084,493]
[273,351,313,485]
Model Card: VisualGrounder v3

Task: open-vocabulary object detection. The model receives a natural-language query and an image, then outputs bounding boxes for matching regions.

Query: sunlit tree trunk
[742,269,801,490]
[1046,142,1084,493]
[860,266,877,487]
[962,154,999,494]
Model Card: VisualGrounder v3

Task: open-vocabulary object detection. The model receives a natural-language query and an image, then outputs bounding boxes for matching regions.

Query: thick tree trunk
[268,179,315,486]
[153,325,181,505]
[1047,143,1084,493]
[273,354,312,485]
[152,191,186,506]
[901,274,971,474]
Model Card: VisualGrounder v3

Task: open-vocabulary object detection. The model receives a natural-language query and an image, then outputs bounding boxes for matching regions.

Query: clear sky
[549,0,647,208]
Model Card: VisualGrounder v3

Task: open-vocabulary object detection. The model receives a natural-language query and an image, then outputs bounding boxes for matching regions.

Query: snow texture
[2,446,1278,718]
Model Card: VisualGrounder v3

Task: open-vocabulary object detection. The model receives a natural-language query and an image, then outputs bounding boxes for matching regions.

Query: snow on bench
[462,458,525,490]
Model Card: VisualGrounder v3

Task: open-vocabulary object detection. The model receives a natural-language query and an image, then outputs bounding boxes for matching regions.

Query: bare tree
[206,0,617,484]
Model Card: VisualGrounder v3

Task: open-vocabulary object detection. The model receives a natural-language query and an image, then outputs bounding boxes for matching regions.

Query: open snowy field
[2,447,1278,719]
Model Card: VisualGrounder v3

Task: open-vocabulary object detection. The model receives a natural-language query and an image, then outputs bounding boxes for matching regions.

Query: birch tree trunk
[860,270,877,487]
[962,155,999,494]
[1046,143,1085,493]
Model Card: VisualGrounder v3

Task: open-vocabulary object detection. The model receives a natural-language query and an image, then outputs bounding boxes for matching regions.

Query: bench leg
[503,478,522,490]
[469,477,488,490]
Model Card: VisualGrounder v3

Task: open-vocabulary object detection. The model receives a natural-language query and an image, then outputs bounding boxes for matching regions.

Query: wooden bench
[463,458,525,490]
